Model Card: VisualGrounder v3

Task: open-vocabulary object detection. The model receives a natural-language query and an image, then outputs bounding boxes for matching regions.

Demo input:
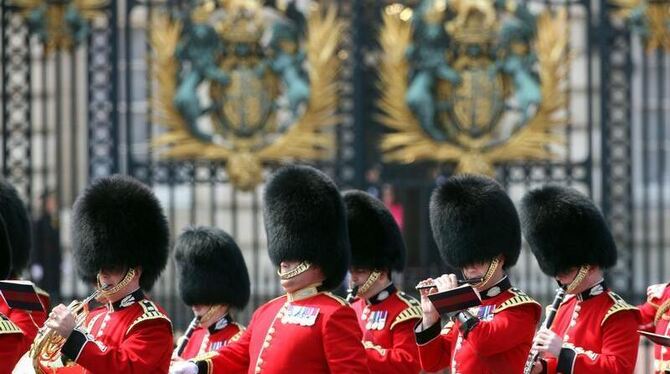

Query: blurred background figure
[31,190,61,302]
[382,183,404,232]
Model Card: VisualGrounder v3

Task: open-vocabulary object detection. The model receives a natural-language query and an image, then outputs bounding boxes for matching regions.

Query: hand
[433,274,459,293]
[169,361,198,374]
[419,278,440,329]
[647,283,666,300]
[45,304,76,339]
[532,328,563,357]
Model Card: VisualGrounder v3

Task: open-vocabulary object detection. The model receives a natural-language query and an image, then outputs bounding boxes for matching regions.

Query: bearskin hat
[174,226,250,309]
[0,179,31,278]
[429,174,521,269]
[343,190,405,272]
[72,175,169,290]
[520,184,617,276]
[263,165,350,290]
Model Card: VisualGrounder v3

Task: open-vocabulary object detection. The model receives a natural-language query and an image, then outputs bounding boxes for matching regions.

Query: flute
[415,277,484,290]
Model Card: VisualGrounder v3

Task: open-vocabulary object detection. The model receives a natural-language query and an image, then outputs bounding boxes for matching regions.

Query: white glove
[647,283,667,300]
[169,361,198,374]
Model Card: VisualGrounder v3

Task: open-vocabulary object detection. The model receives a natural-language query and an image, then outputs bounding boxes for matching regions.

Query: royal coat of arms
[152,0,342,190]
[378,0,569,175]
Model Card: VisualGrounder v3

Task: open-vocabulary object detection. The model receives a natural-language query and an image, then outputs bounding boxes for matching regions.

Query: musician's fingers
[447,274,458,289]
[434,275,449,292]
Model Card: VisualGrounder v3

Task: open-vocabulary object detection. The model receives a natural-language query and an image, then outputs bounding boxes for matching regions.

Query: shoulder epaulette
[126,300,172,334]
[602,292,638,326]
[494,288,541,314]
[229,323,245,342]
[390,305,423,330]
[323,292,347,305]
[0,313,21,335]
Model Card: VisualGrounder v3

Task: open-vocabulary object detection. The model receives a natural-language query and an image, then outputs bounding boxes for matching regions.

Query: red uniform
[178,314,245,360]
[415,277,541,374]
[542,281,640,374]
[638,282,670,373]
[193,287,370,374]
[350,284,421,374]
[40,289,173,374]
[1,312,24,374]
[0,281,50,358]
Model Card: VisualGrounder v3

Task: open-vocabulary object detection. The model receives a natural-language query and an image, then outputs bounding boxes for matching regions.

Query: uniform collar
[367,283,396,305]
[287,283,321,302]
[207,313,233,334]
[480,276,511,300]
[109,288,144,311]
[576,279,606,301]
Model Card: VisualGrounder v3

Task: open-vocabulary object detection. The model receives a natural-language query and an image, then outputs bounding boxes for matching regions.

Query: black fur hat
[429,174,521,269]
[0,179,31,278]
[263,165,350,290]
[72,175,170,290]
[520,184,617,276]
[343,190,405,272]
[174,226,250,309]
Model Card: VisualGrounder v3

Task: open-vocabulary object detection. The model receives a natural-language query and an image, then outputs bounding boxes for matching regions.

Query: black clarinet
[174,315,202,358]
[523,288,566,374]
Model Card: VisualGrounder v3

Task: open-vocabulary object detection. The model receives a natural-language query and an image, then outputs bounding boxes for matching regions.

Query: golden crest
[611,0,670,52]
[152,1,343,190]
[378,1,569,175]
[11,0,107,52]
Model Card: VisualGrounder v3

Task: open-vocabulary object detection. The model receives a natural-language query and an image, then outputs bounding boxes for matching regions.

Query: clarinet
[523,288,566,374]
[174,315,202,358]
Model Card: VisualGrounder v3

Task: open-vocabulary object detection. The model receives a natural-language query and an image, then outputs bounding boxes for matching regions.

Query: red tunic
[415,277,541,374]
[0,281,50,358]
[542,282,640,374]
[0,312,24,374]
[193,288,370,374]
[350,284,422,374]
[39,289,173,374]
[638,282,670,373]
[178,314,245,360]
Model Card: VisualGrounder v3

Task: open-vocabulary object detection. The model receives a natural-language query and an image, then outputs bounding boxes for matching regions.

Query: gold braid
[655,298,670,324]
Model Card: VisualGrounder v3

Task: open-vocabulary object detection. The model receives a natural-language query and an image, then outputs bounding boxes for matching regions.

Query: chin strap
[96,267,136,302]
[564,265,591,293]
[472,257,501,289]
[357,271,382,297]
[277,261,311,280]
[200,305,223,326]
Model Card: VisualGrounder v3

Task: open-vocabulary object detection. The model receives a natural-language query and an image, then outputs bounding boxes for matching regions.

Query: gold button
[263,341,270,348]
[255,367,261,373]
[269,327,276,334]
[265,335,273,342]
[258,359,263,365]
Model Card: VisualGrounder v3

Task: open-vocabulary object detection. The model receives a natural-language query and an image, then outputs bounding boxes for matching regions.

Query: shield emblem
[211,65,278,138]
[437,62,505,140]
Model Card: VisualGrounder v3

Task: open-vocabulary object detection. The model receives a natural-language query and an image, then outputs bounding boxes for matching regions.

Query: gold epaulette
[390,305,423,330]
[494,288,541,314]
[229,323,246,343]
[603,292,637,326]
[0,313,21,334]
[127,300,172,334]
[655,299,670,324]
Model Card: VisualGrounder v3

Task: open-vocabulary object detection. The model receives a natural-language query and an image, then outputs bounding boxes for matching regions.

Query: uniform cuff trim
[557,347,577,374]
[61,328,89,362]
[415,318,441,345]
